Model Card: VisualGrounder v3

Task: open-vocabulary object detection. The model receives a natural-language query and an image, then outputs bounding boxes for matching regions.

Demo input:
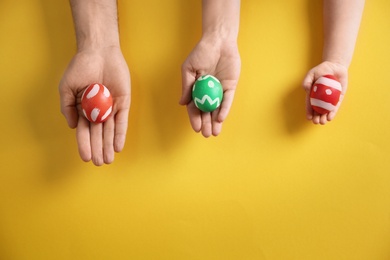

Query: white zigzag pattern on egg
[194,95,220,108]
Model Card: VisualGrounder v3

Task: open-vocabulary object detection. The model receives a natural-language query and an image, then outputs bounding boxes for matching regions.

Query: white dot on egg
[313,86,317,92]
[208,80,215,88]
[325,89,332,95]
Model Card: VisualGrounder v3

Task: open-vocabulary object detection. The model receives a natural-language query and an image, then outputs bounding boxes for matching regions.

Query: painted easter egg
[81,83,113,123]
[192,75,223,112]
[310,75,342,114]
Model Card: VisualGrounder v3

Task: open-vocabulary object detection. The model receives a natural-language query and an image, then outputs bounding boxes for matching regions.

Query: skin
[303,0,365,125]
[58,0,363,163]
[59,0,131,166]
[180,0,241,137]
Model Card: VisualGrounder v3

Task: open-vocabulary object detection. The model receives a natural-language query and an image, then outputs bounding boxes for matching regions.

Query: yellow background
[0,0,389,259]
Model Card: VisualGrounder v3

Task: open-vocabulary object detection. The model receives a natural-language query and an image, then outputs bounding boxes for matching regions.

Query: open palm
[59,46,131,165]
[180,39,241,137]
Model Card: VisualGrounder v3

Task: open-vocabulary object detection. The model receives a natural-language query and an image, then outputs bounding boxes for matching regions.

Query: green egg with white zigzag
[192,75,223,112]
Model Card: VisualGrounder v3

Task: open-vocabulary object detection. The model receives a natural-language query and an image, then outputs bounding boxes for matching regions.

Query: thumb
[180,66,196,106]
[302,71,316,93]
[59,84,79,129]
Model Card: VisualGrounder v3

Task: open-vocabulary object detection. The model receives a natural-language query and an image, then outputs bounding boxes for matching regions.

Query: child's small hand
[302,61,348,125]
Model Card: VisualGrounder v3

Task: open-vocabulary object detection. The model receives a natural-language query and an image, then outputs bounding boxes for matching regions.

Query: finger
[312,116,320,125]
[312,110,327,125]
[90,122,104,166]
[212,108,223,136]
[59,85,78,128]
[76,117,92,162]
[312,111,321,125]
[302,70,315,92]
[103,116,115,164]
[217,89,235,123]
[327,111,336,122]
[305,92,314,120]
[303,71,316,121]
[319,113,328,125]
[187,102,202,133]
[327,94,343,122]
[201,112,212,138]
[114,108,129,153]
[180,65,196,105]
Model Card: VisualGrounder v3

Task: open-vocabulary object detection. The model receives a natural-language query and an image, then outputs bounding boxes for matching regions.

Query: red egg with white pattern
[81,83,113,123]
[310,75,342,114]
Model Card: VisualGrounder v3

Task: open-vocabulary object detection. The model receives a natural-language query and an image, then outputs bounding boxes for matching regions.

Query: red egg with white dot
[81,83,113,123]
[310,75,342,114]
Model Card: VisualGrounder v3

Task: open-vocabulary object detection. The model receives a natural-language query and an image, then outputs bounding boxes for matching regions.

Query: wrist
[70,0,120,52]
[76,31,120,52]
[321,57,350,70]
[201,0,240,42]
[202,26,239,43]
[201,30,238,49]
[322,46,354,68]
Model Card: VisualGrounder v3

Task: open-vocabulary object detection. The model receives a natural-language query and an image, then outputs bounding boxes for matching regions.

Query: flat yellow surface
[1,0,389,259]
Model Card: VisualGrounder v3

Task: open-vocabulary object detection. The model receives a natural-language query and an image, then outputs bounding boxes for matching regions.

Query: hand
[180,37,241,137]
[59,46,131,165]
[302,61,348,125]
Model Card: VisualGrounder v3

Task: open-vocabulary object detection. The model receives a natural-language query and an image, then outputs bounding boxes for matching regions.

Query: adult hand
[180,37,241,137]
[59,46,130,165]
